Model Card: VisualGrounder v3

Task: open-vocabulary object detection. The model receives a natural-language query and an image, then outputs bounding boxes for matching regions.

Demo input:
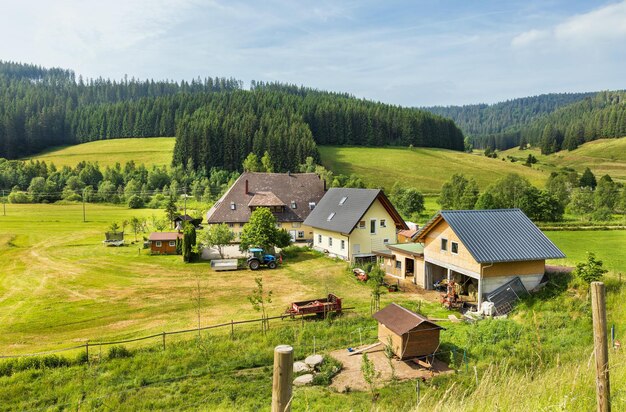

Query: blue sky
[1,0,625,106]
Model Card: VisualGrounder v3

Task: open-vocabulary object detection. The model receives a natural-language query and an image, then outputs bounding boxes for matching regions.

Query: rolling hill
[501,137,626,183]
[318,146,549,193]
[24,137,176,168]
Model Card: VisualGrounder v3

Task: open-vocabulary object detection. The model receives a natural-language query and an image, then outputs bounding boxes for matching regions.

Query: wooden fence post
[271,345,293,412]
[591,281,611,412]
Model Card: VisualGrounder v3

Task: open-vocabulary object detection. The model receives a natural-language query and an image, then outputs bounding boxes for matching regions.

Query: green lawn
[23,137,176,168]
[545,230,626,274]
[501,137,626,184]
[319,146,549,193]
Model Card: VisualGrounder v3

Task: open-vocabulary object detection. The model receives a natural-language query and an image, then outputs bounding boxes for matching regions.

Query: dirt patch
[330,344,454,392]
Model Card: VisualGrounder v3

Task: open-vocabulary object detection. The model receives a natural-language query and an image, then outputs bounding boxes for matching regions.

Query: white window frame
[318,234,322,244]
[395,260,402,269]
[441,238,448,252]
[370,219,376,235]
[358,221,365,229]
[380,219,386,228]
[298,231,305,238]
[328,237,333,247]
[155,241,162,247]
[340,240,345,250]
[169,240,176,247]
[383,238,389,244]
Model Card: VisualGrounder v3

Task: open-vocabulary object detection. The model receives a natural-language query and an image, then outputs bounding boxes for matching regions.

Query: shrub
[127,194,145,209]
[573,252,608,285]
[107,345,133,360]
[8,191,32,203]
[312,356,342,385]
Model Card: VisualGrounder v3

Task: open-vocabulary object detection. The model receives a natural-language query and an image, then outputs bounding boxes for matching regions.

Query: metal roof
[303,188,407,234]
[387,243,424,255]
[149,232,183,241]
[417,209,566,263]
[373,303,444,335]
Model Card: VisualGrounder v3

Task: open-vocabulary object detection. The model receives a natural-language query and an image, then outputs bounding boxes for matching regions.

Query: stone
[304,354,324,368]
[293,361,311,373]
[293,374,314,386]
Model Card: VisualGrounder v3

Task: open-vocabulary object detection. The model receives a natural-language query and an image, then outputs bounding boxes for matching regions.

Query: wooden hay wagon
[285,293,342,318]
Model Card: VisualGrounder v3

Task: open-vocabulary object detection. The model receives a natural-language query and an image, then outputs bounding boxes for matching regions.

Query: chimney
[245,179,249,194]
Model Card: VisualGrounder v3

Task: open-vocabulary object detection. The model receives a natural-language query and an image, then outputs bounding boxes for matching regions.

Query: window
[276,223,281,228]
[451,242,459,254]
[328,237,333,247]
[291,201,297,209]
[298,231,305,238]
[230,202,236,210]
[370,219,376,234]
[318,234,322,244]
[309,202,316,210]
[340,240,345,250]
[228,223,234,228]
[441,238,448,251]
[155,241,162,247]
[383,238,389,244]
[169,241,176,247]
[395,260,402,269]
[327,212,336,221]
[292,222,301,228]
[339,196,348,205]
[380,219,386,228]
[358,221,366,229]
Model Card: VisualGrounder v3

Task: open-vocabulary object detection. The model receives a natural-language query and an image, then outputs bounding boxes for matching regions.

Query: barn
[149,232,182,255]
[372,303,444,360]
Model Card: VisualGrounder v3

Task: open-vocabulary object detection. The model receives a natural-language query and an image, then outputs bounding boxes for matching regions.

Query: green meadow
[318,146,549,193]
[23,137,176,168]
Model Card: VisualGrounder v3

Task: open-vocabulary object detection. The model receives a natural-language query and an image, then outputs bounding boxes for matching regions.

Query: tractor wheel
[248,259,260,270]
[268,261,277,269]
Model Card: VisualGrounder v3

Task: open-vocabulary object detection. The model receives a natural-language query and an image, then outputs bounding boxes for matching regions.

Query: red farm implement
[285,294,342,318]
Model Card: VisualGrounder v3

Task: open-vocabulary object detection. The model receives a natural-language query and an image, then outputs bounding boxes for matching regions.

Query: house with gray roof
[409,208,565,306]
[303,188,408,262]
[205,172,326,242]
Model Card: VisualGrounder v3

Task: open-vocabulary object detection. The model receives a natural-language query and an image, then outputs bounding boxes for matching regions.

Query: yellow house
[414,209,565,307]
[303,188,408,263]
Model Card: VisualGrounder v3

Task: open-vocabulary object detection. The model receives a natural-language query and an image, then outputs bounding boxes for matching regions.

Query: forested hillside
[425,91,626,153]
[0,62,464,172]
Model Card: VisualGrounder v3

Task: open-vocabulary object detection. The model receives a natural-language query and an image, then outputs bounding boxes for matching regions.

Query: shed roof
[149,232,183,241]
[416,209,565,263]
[206,172,325,224]
[373,303,444,335]
[387,243,424,256]
[303,188,408,234]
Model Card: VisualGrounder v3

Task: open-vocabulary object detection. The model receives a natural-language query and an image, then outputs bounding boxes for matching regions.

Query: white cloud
[512,1,626,47]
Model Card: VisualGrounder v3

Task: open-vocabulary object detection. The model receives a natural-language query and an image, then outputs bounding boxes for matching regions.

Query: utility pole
[591,281,611,412]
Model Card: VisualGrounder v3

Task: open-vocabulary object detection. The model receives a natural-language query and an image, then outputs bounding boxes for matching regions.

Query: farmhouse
[380,209,565,306]
[373,303,444,360]
[205,172,326,242]
[148,232,182,255]
[304,188,408,262]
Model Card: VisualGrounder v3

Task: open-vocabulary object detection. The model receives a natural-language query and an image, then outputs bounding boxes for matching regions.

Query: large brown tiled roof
[206,172,326,224]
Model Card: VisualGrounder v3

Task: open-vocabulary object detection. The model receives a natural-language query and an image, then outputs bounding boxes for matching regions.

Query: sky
[1,0,625,106]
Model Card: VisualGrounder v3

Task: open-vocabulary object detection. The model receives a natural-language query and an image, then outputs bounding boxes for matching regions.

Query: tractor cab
[247,248,279,270]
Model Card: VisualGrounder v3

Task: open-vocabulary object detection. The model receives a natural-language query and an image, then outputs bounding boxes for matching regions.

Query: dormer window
[230,202,236,210]
[291,201,297,209]
[327,212,336,221]
[339,196,347,205]
[309,202,316,210]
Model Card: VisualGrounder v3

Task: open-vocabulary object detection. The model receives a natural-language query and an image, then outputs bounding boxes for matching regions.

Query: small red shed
[149,232,182,255]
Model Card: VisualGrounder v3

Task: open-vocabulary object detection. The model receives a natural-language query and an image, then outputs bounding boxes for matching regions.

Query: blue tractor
[247,248,280,270]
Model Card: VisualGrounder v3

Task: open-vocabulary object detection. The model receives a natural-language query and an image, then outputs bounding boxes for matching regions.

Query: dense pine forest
[0,62,464,172]
[424,91,626,151]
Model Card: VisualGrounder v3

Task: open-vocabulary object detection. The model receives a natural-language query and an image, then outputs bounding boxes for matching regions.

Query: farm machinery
[247,248,281,270]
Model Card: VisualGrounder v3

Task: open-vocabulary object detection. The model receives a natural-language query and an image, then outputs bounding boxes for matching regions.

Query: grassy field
[318,146,549,193]
[1,203,626,410]
[501,137,626,184]
[23,137,176,168]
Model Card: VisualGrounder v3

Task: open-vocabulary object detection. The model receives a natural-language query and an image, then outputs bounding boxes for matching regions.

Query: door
[289,230,297,242]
